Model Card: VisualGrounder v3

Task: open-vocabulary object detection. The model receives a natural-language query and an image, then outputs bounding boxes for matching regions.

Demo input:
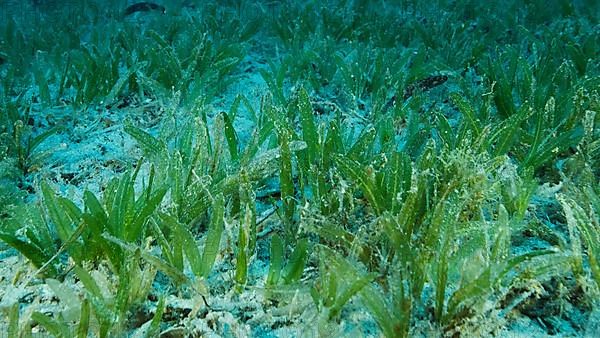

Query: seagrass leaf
[221,111,239,162]
[282,238,309,284]
[0,232,53,274]
[83,190,108,235]
[450,92,482,137]
[31,312,71,338]
[201,193,225,278]
[385,151,412,213]
[278,126,295,230]
[124,120,167,159]
[73,265,103,300]
[347,126,377,161]
[335,155,384,215]
[77,299,90,338]
[267,234,284,286]
[327,263,377,318]
[489,103,529,156]
[298,87,320,165]
[153,215,183,271]
[147,296,166,337]
[102,233,189,285]
[126,185,167,243]
[41,181,77,244]
[235,225,248,290]
[7,303,18,338]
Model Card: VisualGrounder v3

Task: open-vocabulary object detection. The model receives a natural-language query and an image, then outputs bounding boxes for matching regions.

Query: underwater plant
[0,0,598,336]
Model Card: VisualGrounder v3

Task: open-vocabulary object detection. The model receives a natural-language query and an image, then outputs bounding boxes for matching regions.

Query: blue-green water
[0,1,598,337]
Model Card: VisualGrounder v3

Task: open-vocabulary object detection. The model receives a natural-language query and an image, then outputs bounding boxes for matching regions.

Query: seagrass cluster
[0,0,598,336]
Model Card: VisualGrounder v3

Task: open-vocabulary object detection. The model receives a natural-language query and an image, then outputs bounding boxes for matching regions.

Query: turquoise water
[0,1,598,337]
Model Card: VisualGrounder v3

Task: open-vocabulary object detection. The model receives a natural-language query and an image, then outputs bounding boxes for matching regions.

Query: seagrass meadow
[0,0,598,336]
